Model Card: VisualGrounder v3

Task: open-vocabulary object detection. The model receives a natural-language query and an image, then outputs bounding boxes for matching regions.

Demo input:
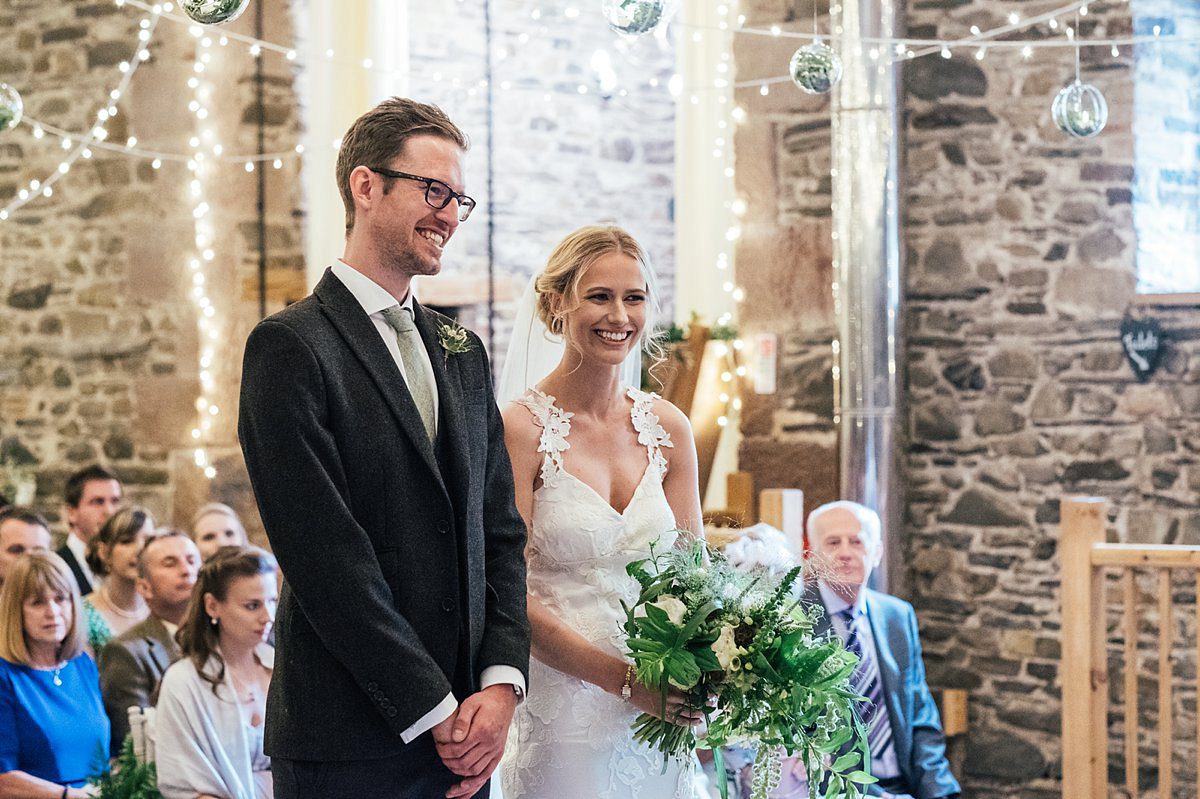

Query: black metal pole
[483,0,496,364]
[255,0,267,319]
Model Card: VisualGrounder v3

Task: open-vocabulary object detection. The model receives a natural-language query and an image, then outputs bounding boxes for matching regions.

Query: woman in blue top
[0,551,108,798]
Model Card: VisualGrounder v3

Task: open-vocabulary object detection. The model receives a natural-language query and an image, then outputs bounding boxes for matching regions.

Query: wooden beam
[1092,544,1200,568]
[1061,496,1107,799]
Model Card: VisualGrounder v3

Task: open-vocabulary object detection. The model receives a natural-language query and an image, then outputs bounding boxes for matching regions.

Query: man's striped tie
[840,608,894,761]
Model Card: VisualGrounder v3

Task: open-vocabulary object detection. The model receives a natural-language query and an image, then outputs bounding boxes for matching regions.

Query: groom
[239,98,530,799]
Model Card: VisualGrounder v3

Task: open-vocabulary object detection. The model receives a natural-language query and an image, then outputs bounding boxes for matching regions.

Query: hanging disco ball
[0,83,23,133]
[789,42,843,95]
[601,0,672,37]
[1051,80,1108,138]
[180,0,251,25]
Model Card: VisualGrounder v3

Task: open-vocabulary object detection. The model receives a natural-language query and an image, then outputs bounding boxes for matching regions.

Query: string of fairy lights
[0,0,1192,469]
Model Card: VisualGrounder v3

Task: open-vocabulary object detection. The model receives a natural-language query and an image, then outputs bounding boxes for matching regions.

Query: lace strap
[515,389,573,486]
[626,387,672,475]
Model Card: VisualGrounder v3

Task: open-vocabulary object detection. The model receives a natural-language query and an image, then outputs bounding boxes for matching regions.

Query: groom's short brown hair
[336,97,469,234]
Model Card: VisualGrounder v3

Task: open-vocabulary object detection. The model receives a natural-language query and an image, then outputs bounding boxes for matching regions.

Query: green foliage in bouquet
[621,537,876,799]
[90,737,162,799]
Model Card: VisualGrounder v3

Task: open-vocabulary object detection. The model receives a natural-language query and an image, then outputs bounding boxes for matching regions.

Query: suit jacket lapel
[805,583,834,639]
[413,301,471,506]
[313,270,446,490]
[864,591,907,763]
[142,616,178,677]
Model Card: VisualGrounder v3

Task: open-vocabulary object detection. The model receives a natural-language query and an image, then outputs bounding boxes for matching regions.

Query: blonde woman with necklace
[155,546,277,799]
[0,552,109,799]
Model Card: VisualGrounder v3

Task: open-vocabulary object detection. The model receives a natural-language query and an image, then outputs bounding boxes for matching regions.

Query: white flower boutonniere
[437,321,474,357]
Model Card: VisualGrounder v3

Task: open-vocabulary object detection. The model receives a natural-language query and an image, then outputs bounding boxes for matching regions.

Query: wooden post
[725,472,754,526]
[1158,570,1173,799]
[939,689,969,737]
[1061,496,1107,799]
[1123,570,1139,799]
[759,488,805,554]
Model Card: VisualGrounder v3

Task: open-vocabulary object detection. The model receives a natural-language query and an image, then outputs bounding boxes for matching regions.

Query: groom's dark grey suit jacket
[239,269,530,763]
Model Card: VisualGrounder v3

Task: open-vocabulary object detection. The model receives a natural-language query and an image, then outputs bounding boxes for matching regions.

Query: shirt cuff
[480,665,527,701]
[400,692,457,744]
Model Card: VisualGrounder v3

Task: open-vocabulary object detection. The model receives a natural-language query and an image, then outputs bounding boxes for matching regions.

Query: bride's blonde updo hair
[535,225,661,351]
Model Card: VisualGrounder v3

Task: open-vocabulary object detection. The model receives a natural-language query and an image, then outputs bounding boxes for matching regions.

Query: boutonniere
[437,321,474,357]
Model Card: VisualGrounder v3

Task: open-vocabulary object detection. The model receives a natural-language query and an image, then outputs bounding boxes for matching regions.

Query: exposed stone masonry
[736,0,1199,796]
[0,0,305,539]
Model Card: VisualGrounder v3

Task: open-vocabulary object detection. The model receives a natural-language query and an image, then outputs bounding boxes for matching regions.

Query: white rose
[711,624,740,671]
[652,595,688,625]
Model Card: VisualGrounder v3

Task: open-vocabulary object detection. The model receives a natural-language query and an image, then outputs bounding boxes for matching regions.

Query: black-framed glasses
[368,167,477,222]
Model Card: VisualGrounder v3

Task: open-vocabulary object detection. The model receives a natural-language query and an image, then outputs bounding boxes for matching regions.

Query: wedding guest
[155,546,277,799]
[806,501,960,799]
[0,507,52,588]
[82,507,153,653]
[98,530,201,754]
[0,552,109,798]
[58,465,123,596]
[190,503,249,562]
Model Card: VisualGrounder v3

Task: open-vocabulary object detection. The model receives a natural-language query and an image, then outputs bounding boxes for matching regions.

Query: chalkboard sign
[1120,317,1165,383]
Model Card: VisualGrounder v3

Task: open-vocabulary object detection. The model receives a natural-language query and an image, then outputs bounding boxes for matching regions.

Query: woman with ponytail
[154,546,277,799]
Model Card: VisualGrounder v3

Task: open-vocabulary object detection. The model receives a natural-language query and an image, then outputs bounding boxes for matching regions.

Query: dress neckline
[523,387,669,518]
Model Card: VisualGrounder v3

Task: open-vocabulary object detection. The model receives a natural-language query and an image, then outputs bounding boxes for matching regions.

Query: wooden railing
[1061,496,1200,798]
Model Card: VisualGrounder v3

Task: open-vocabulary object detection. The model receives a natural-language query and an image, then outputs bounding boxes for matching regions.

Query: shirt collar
[817,580,868,619]
[331,260,413,317]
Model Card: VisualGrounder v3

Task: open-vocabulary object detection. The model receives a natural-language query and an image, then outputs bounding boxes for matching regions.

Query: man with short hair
[239,97,529,799]
[0,506,52,587]
[58,464,123,595]
[97,530,201,753]
[807,501,960,799]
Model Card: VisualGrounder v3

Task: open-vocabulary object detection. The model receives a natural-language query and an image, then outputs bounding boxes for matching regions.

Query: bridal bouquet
[621,537,874,799]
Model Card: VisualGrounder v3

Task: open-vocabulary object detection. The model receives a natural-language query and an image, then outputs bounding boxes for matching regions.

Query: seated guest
[806,501,960,799]
[58,465,124,596]
[0,552,109,798]
[155,546,277,799]
[98,530,202,754]
[0,507,52,588]
[82,507,154,653]
[189,503,249,562]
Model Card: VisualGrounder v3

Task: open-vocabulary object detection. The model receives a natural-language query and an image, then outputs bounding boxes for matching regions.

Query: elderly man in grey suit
[807,501,961,799]
[239,97,529,799]
[98,530,201,753]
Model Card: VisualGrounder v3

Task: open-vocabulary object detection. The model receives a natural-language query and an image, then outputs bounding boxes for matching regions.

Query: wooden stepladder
[1060,496,1200,798]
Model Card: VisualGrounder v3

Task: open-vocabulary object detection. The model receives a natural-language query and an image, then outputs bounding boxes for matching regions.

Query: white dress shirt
[66,533,96,588]
[330,262,525,743]
[817,581,901,780]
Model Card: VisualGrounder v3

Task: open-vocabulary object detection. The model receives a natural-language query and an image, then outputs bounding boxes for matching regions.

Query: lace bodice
[501,387,696,799]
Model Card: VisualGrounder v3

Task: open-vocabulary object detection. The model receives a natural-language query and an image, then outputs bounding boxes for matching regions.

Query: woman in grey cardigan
[155,547,277,799]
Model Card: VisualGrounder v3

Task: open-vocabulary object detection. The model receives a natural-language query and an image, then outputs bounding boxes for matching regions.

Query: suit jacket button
[442,598,455,612]
[367,682,378,692]
[437,520,449,534]
[386,707,398,717]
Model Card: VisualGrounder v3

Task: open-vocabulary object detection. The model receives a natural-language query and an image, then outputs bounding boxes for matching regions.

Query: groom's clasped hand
[433,684,521,799]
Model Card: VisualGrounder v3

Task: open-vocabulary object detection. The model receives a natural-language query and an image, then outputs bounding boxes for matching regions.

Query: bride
[497,225,705,798]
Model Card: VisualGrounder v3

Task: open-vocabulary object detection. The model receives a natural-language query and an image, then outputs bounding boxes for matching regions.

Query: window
[1132,8,1200,298]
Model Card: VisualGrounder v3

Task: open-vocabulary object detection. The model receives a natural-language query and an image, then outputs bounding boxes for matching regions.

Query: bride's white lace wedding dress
[500,387,697,799]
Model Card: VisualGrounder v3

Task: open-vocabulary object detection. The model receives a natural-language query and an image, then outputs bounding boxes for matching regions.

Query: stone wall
[0,0,305,541]
[734,0,840,517]
[405,0,677,372]
[734,0,1200,796]
[1,0,676,541]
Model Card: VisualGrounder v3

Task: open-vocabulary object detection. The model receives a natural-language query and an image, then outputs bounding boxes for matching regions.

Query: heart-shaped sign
[1120,317,1165,383]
